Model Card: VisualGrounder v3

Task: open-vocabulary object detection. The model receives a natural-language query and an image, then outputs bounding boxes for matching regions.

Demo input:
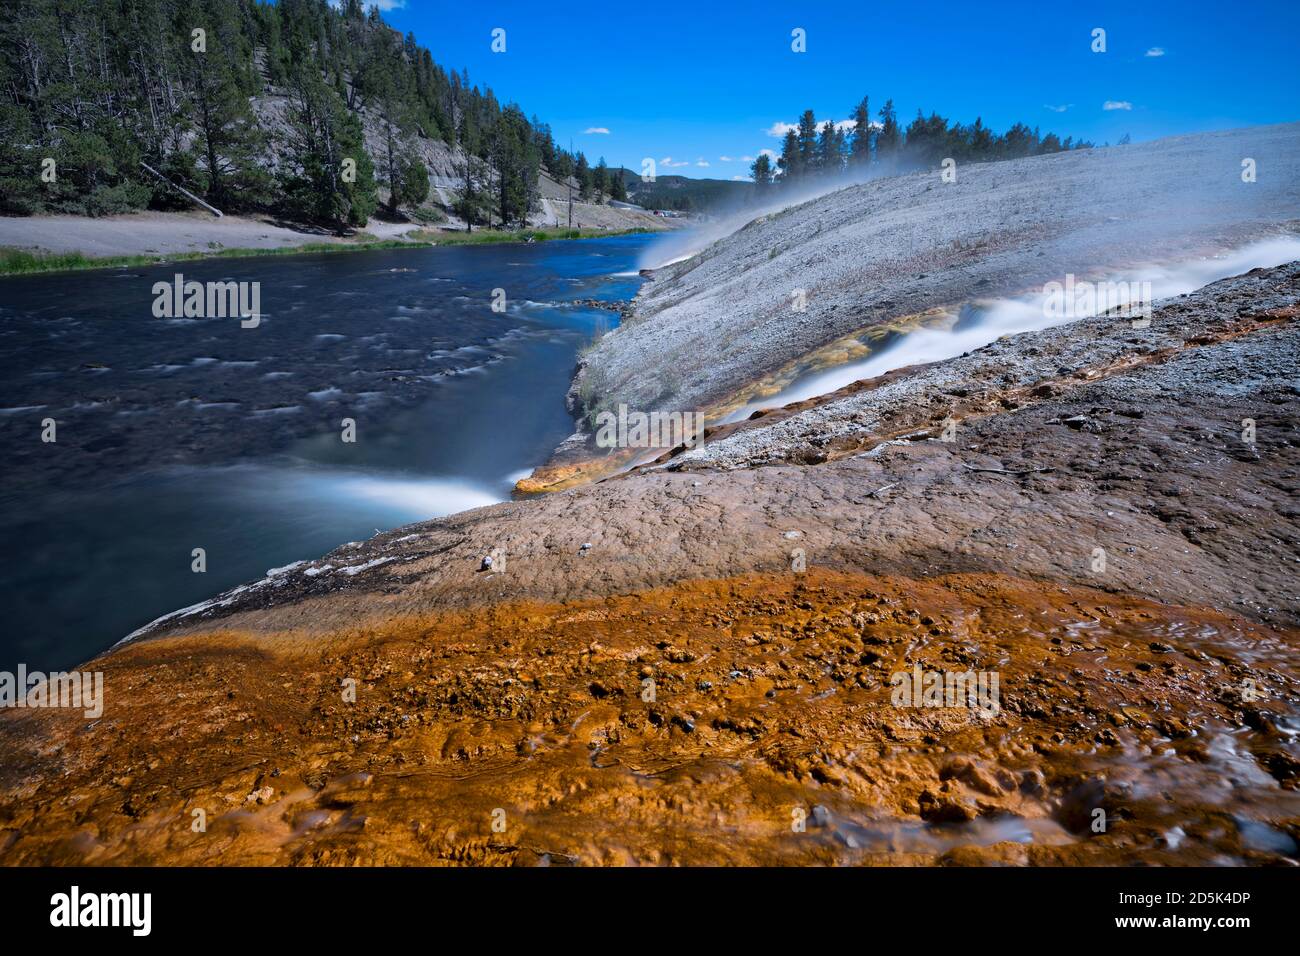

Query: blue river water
[0,233,653,671]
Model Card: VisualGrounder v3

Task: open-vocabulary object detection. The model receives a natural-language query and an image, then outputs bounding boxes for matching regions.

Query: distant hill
[616,168,752,211]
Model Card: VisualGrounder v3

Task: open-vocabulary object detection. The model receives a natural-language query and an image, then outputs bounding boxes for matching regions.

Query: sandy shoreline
[0,210,425,257]
[0,209,677,265]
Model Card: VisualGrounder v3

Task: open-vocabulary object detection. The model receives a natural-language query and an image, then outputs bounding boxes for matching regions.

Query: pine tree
[397,150,429,207]
[280,59,377,231]
[575,153,592,200]
[817,120,844,176]
[777,129,800,182]
[797,110,819,171]
[609,169,628,202]
[849,96,872,166]
[179,0,269,211]
[875,99,901,165]
[453,154,488,230]
[750,153,774,190]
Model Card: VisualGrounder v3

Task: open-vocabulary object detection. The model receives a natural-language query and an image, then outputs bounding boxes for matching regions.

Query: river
[0,234,653,672]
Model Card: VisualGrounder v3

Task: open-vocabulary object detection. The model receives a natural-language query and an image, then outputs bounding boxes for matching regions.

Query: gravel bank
[0,208,671,259]
[0,211,401,257]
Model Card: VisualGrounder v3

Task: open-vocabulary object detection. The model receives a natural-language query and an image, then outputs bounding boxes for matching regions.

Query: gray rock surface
[575,123,1300,422]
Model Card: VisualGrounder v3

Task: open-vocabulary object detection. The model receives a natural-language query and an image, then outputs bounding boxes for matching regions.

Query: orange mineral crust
[3,570,1296,866]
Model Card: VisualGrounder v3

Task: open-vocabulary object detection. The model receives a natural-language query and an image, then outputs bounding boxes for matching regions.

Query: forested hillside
[0,0,612,230]
[617,169,751,212]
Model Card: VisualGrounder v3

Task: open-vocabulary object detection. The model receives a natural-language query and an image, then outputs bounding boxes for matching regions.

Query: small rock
[918,789,975,823]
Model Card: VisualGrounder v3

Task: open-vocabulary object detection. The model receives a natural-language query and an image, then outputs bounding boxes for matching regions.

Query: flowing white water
[724,237,1300,420]
[299,472,502,517]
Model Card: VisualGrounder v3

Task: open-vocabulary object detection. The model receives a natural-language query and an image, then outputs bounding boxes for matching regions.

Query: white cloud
[732,175,752,182]
[658,157,690,168]
[584,127,611,135]
[759,148,778,161]
[1044,104,1072,113]
[741,155,756,162]
[768,118,871,138]
[1145,47,1165,57]
[1103,100,1133,111]
[696,158,710,167]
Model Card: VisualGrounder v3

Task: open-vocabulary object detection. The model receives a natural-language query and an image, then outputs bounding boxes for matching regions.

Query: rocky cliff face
[247,91,667,232]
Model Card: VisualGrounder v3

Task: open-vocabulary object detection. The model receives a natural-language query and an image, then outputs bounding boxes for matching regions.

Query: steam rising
[637,168,886,271]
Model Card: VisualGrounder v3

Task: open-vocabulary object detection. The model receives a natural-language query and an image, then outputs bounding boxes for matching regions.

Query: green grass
[406,226,648,246]
[0,225,659,277]
[0,240,397,277]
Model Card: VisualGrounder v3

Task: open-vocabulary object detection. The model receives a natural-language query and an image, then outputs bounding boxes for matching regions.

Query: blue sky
[371,0,1300,180]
